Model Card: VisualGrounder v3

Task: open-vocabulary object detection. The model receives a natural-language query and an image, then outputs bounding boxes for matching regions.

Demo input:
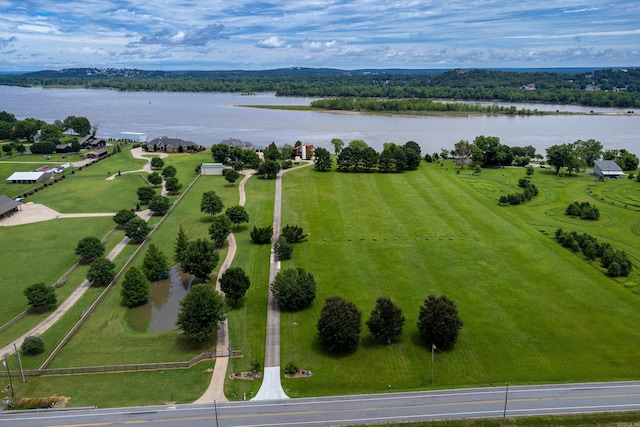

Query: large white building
[120,132,147,143]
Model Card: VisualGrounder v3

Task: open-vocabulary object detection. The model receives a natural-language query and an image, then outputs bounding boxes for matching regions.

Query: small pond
[125,264,192,333]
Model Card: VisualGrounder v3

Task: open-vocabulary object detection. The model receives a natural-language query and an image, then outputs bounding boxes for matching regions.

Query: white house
[593,160,624,178]
[201,163,227,176]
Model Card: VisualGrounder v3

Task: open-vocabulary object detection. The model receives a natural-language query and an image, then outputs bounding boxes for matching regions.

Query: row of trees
[317,294,464,353]
[546,141,638,174]
[498,178,539,205]
[0,111,93,143]
[555,228,632,277]
[320,140,422,173]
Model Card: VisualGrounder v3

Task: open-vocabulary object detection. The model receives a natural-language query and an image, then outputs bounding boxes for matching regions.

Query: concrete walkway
[195,170,254,403]
[0,202,116,227]
[254,161,313,401]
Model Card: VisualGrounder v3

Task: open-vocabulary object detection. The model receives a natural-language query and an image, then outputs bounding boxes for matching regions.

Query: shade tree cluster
[210,143,261,170]
[335,140,422,173]
[273,224,307,260]
[555,228,633,277]
[316,294,463,354]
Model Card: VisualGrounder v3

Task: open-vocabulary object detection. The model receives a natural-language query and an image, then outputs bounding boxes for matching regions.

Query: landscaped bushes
[555,228,632,277]
[499,178,539,205]
[565,201,600,220]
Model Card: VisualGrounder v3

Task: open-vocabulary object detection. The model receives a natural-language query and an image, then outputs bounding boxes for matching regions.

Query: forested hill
[1,67,639,107]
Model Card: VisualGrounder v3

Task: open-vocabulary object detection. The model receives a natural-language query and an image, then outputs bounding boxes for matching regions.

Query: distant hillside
[0,67,638,107]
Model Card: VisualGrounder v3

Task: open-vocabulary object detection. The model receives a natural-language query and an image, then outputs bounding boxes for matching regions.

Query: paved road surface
[3,381,640,427]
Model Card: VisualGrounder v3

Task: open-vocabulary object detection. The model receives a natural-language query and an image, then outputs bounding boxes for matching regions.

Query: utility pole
[14,344,25,383]
[214,400,219,427]
[502,381,509,427]
[430,344,436,384]
[3,355,14,398]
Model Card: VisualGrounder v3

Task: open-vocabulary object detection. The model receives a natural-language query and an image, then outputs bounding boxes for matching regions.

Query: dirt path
[195,170,254,404]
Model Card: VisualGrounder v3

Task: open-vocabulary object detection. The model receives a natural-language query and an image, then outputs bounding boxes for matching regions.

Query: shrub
[21,336,45,356]
[284,362,298,375]
[274,236,293,260]
[281,224,308,243]
[250,225,273,244]
[565,201,600,220]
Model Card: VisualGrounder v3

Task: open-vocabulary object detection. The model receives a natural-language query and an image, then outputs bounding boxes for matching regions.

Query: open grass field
[278,162,640,397]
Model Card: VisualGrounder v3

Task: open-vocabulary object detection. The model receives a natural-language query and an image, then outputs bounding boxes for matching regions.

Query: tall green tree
[271,267,316,311]
[24,283,57,311]
[120,267,150,308]
[317,296,362,353]
[181,239,219,282]
[177,284,226,343]
[87,258,116,286]
[142,243,170,281]
[257,160,281,179]
[330,138,344,154]
[225,205,249,230]
[149,195,170,216]
[124,217,151,243]
[210,144,230,163]
[137,186,156,205]
[162,165,177,178]
[165,177,182,194]
[113,209,137,227]
[219,267,251,304]
[75,236,105,263]
[264,142,279,161]
[174,225,189,265]
[147,172,163,186]
[314,147,332,171]
[366,297,405,345]
[201,191,224,216]
[150,157,165,169]
[417,295,463,349]
[573,139,603,167]
[209,214,232,248]
[546,143,579,175]
[223,168,240,185]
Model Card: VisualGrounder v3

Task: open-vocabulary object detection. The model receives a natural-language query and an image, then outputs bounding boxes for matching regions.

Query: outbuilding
[0,195,21,221]
[593,160,624,178]
[6,171,52,184]
[200,163,227,175]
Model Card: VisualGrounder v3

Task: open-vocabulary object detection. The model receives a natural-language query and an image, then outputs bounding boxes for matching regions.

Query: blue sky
[1,0,639,71]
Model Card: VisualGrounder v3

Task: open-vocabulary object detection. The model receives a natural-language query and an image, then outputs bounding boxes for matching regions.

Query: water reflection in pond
[125,264,192,333]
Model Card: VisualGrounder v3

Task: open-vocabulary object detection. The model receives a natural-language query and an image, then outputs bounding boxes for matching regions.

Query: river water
[1,85,638,155]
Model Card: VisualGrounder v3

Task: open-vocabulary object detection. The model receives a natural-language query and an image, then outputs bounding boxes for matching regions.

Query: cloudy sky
[1,0,639,71]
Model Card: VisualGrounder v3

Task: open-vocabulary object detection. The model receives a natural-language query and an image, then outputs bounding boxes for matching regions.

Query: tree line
[2,68,639,107]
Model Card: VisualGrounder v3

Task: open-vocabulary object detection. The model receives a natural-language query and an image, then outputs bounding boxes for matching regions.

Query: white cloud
[257,36,287,49]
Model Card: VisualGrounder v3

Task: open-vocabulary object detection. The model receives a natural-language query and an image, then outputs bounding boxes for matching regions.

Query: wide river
[1,85,638,154]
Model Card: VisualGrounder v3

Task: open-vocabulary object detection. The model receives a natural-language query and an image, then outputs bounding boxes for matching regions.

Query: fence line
[0,311,28,334]
[38,173,203,370]
[2,350,242,378]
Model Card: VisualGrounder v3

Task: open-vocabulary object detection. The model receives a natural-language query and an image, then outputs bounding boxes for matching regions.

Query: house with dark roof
[84,148,108,159]
[56,144,74,153]
[147,136,204,153]
[80,136,106,149]
[221,138,254,150]
[594,160,624,178]
[0,195,20,221]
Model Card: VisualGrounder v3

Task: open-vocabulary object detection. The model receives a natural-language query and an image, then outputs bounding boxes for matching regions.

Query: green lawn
[7,360,214,407]
[278,162,640,397]
[0,217,116,330]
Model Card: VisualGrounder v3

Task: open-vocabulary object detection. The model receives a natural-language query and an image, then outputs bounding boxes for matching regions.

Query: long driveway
[254,162,314,401]
[195,170,254,403]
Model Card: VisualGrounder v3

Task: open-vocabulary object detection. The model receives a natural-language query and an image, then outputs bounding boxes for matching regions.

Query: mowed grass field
[279,162,640,397]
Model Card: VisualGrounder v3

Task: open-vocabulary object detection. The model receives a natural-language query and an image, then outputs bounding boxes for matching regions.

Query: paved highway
[2,381,640,427]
